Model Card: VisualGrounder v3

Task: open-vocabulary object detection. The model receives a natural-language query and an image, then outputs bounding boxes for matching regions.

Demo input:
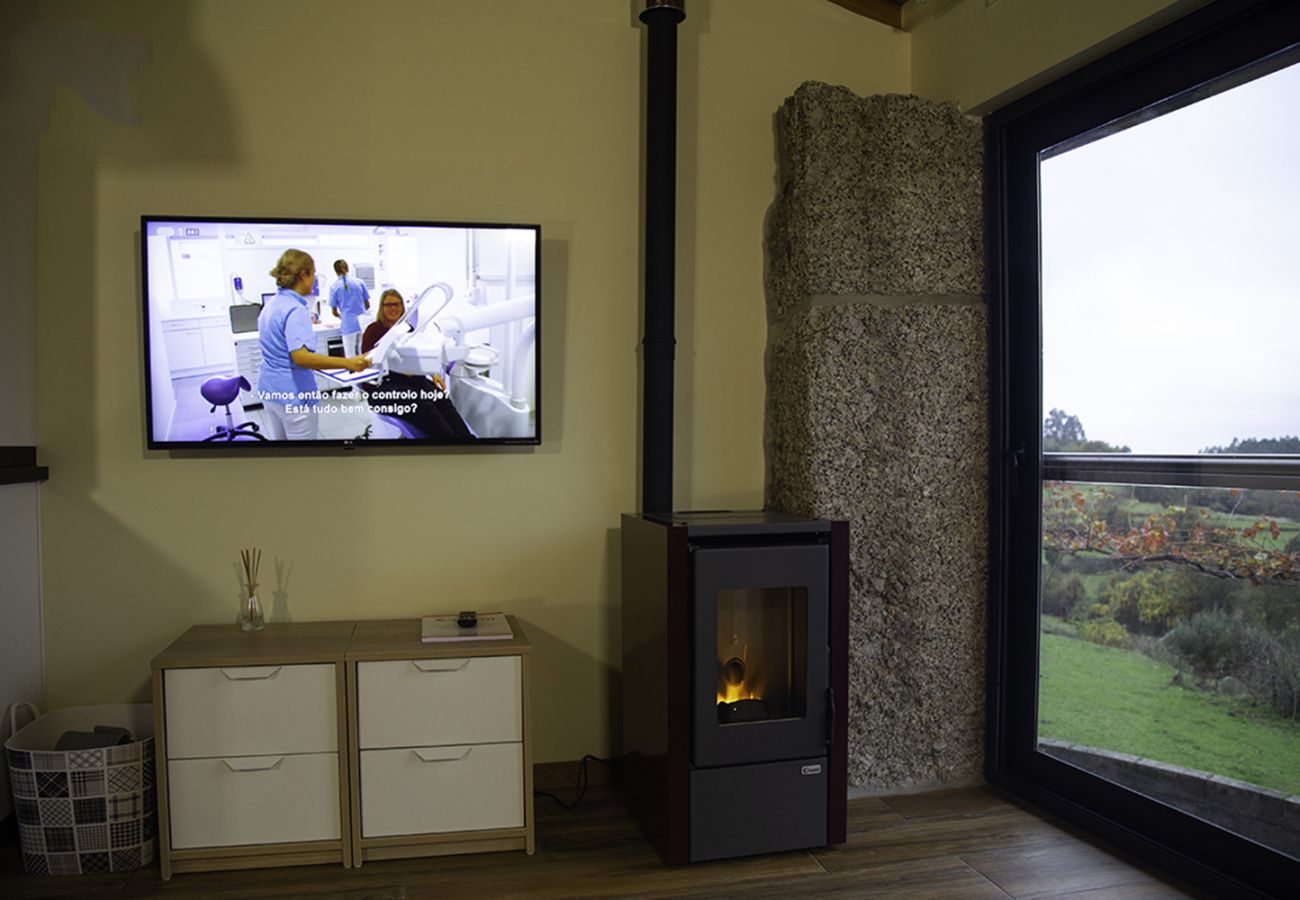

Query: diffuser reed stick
[241,547,261,596]
[239,547,265,631]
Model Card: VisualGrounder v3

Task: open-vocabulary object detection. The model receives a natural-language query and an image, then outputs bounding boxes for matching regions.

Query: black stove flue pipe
[639,0,685,515]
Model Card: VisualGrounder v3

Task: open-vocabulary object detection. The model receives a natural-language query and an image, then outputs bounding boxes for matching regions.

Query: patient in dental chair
[360,289,474,440]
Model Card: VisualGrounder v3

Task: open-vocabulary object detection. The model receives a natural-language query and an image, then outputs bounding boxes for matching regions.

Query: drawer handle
[409,659,470,673]
[222,756,284,772]
[412,747,472,763]
[220,666,282,681]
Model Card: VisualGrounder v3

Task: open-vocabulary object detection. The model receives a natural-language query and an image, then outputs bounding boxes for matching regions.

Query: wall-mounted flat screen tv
[142,216,540,448]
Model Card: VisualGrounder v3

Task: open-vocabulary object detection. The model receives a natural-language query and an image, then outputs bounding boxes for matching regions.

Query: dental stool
[200,375,266,441]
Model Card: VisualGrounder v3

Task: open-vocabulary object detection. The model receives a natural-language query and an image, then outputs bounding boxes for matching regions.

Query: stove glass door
[693,543,829,768]
[716,586,807,725]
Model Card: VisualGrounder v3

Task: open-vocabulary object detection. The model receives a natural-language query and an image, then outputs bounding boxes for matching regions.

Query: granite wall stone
[764,82,988,789]
[767,83,984,321]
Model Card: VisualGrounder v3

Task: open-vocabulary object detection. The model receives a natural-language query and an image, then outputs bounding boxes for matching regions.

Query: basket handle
[5,701,41,738]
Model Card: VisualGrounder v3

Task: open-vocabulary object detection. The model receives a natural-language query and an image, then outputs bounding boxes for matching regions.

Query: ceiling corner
[826,0,907,32]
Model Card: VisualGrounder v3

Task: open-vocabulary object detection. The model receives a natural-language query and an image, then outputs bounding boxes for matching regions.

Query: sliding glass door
[987,1,1300,894]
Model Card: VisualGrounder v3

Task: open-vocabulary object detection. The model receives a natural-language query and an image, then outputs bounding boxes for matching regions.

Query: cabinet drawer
[357,656,521,749]
[168,753,341,848]
[360,743,523,837]
[165,664,338,758]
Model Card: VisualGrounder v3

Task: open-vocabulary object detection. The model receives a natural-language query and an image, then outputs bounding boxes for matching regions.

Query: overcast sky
[1040,59,1300,454]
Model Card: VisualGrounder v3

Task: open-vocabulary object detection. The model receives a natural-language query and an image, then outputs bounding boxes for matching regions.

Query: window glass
[1041,62,1300,456]
[1037,58,1300,863]
[1038,481,1300,857]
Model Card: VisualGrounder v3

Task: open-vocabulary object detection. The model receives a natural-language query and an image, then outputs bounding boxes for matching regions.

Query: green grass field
[1037,629,1300,796]
[1101,497,1300,545]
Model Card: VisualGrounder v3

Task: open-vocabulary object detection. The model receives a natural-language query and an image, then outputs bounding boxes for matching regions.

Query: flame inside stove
[717,654,761,705]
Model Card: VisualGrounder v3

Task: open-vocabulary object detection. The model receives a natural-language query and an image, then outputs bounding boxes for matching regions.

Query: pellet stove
[622,2,849,863]
[621,511,849,862]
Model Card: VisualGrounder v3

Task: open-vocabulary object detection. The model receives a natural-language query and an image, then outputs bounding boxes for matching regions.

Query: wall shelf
[0,446,48,485]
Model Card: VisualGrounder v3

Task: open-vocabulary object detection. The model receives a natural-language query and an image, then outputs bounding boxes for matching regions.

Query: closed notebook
[421,612,513,643]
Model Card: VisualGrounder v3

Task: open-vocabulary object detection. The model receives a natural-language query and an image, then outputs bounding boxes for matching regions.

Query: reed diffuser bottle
[240,548,265,632]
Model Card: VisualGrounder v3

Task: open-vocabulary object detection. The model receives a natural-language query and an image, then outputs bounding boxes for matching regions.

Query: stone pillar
[765,82,987,789]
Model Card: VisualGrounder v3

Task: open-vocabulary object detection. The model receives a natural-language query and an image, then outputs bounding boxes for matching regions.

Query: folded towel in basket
[52,724,133,750]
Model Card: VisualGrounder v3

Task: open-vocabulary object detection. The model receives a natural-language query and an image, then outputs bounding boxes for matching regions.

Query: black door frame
[986,1,1300,895]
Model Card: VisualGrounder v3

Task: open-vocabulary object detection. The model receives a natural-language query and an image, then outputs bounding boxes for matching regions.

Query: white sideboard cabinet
[151,621,354,879]
[346,618,534,865]
[151,617,533,879]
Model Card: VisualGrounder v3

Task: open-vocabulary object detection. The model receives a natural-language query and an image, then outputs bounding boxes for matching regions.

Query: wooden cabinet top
[152,621,356,669]
[348,616,531,661]
[152,617,530,670]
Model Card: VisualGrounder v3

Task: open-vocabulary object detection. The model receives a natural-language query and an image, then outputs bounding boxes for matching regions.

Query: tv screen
[142,216,539,448]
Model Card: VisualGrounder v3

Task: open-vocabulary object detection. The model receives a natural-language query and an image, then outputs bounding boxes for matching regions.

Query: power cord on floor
[533,754,620,810]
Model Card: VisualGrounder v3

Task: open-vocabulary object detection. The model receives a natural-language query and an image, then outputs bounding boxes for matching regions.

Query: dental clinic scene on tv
[143,218,539,445]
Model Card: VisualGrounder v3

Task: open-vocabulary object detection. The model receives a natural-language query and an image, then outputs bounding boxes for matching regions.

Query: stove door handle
[826,687,835,747]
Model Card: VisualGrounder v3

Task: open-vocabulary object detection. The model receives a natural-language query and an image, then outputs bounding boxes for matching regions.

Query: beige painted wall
[23,0,1216,769]
[907,0,1210,113]
[27,0,907,764]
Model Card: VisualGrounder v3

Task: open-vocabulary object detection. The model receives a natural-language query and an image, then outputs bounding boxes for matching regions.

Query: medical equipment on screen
[365,282,537,438]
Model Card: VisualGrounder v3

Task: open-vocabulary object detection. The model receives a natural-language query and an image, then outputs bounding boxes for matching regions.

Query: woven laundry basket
[4,703,156,875]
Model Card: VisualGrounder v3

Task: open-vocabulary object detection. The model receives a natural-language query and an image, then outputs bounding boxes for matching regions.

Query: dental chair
[200,375,266,441]
[373,413,424,440]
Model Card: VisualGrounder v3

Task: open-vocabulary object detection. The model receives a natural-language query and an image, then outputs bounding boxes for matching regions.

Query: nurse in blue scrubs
[329,259,371,358]
[258,249,371,440]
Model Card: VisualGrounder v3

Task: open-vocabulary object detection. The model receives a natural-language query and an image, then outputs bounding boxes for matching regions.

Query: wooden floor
[0,783,1205,899]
